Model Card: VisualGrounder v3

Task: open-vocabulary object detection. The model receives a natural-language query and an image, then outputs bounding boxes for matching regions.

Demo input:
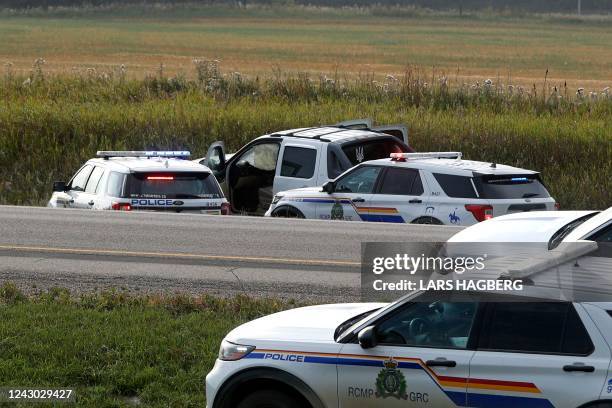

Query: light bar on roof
[390,152,462,161]
[96,151,191,159]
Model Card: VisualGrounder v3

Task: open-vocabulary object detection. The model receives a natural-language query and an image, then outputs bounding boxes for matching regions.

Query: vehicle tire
[411,216,443,225]
[271,206,305,219]
[237,389,303,408]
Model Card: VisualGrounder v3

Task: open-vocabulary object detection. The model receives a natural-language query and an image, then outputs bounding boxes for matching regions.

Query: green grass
[0,68,610,210]
[0,282,294,407]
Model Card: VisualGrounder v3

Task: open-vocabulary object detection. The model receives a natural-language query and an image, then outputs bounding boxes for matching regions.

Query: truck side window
[281,147,316,179]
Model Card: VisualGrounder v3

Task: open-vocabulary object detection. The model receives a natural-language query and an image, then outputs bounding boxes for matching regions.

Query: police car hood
[226,303,384,343]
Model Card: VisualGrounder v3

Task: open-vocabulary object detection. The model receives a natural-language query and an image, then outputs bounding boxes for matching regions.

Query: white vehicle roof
[449,210,600,243]
[366,156,537,176]
[262,126,401,144]
[565,206,612,241]
[87,156,213,174]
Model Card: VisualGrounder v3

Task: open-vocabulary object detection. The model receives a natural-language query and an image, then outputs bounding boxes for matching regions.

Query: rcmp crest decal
[375,358,408,399]
[331,201,344,220]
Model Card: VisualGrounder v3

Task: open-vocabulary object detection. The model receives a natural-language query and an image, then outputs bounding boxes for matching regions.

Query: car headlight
[271,195,283,205]
[218,339,255,361]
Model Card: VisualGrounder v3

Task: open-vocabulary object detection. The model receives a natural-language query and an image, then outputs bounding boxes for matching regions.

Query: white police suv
[206,288,612,408]
[47,151,229,214]
[265,152,557,225]
[449,207,612,248]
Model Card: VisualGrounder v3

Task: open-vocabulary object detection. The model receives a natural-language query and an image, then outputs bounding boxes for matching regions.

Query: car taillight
[555,202,560,210]
[111,202,132,211]
[465,204,493,222]
[221,202,231,215]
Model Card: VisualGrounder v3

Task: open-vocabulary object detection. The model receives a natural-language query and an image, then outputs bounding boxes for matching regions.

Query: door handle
[409,199,422,204]
[426,359,456,367]
[88,200,95,206]
[352,198,365,203]
[563,364,594,373]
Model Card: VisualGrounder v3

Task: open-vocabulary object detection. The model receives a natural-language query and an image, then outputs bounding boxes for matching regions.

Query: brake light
[147,176,174,180]
[555,202,560,210]
[221,202,231,215]
[390,153,406,161]
[465,204,493,222]
[111,202,132,211]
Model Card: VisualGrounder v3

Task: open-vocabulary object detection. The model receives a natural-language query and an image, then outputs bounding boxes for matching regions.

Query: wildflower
[22,78,31,86]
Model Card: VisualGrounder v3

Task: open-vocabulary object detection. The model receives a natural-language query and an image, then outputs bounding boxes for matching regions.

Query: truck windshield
[126,172,222,199]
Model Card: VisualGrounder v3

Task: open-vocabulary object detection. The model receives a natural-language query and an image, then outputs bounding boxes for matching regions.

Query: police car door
[367,167,425,223]
[73,166,105,209]
[468,302,610,408]
[337,300,480,407]
[319,165,382,222]
[273,143,320,193]
[64,164,94,208]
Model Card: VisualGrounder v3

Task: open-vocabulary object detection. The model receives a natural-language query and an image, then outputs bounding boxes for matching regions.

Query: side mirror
[322,181,335,194]
[357,326,378,349]
[236,160,249,169]
[205,143,226,172]
[53,181,66,192]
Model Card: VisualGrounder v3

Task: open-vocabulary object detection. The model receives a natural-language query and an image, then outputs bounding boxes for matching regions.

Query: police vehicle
[195,119,412,216]
[449,207,612,248]
[265,152,557,225]
[206,286,612,408]
[47,151,230,214]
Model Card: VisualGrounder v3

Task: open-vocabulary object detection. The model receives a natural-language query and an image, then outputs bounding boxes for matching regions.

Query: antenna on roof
[490,163,497,168]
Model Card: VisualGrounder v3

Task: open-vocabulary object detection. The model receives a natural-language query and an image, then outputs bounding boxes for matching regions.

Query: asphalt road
[0,206,461,302]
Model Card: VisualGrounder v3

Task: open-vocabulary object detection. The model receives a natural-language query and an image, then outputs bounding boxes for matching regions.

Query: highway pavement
[0,206,461,301]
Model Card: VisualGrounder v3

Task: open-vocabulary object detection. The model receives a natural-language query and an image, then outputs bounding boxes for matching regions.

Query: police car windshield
[126,172,222,199]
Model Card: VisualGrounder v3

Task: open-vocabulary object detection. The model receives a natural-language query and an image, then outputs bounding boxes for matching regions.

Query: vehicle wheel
[237,389,302,408]
[412,216,443,225]
[271,206,305,219]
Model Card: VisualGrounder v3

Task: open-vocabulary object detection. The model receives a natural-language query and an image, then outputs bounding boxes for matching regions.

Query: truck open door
[334,118,373,129]
[373,124,409,145]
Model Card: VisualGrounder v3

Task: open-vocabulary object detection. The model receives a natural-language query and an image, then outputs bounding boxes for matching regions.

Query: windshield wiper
[522,193,539,198]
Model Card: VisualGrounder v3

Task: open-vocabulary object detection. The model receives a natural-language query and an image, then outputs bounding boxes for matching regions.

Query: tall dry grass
[0,60,610,209]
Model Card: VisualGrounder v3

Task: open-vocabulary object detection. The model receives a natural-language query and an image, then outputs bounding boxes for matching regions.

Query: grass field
[0,5,610,210]
[0,282,293,407]
[1,5,612,90]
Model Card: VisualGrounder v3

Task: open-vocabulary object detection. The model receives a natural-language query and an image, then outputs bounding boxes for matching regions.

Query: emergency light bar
[96,151,191,159]
[390,152,462,161]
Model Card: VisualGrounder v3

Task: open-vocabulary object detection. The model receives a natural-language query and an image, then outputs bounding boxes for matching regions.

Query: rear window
[475,174,551,199]
[126,172,222,199]
[342,139,407,167]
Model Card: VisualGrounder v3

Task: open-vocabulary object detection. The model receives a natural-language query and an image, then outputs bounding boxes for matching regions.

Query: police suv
[265,152,558,225]
[195,119,412,216]
[207,288,612,408]
[47,151,229,214]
